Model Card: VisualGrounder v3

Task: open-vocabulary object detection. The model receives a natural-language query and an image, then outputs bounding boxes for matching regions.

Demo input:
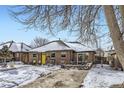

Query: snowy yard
[20,69,88,88]
[0,62,60,88]
[83,64,124,88]
[1,62,124,88]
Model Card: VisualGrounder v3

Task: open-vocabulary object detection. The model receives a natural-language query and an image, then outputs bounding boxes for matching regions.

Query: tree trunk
[119,6,124,19]
[104,5,124,70]
[119,6,124,33]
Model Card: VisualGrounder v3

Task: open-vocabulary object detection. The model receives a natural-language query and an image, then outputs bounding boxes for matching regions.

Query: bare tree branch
[30,37,49,48]
[9,5,103,47]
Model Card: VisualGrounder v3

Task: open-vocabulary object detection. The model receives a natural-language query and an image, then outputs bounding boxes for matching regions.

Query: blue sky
[0,6,76,45]
[0,5,111,49]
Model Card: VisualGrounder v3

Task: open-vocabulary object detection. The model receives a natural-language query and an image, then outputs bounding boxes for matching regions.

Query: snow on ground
[83,64,124,88]
[0,63,60,88]
[0,61,29,71]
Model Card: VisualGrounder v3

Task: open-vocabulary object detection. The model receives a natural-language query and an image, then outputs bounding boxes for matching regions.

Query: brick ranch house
[0,41,32,63]
[28,40,96,65]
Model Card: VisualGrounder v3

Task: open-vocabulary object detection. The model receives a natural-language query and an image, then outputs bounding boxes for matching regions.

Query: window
[61,60,65,64]
[50,59,55,65]
[78,54,83,61]
[61,52,66,57]
[33,54,37,58]
[51,52,55,58]
[16,53,19,57]
[78,53,88,62]
[82,54,88,61]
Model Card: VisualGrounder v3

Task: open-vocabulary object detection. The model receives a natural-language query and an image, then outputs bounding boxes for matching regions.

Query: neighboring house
[104,45,123,70]
[108,51,123,70]
[0,40,96,65]
[95,48,108,64]
[0,41,32,63]
[29,40,96,65]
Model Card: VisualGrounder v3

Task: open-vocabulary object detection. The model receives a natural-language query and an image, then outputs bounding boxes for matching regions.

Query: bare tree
[30,37,48,48]
[9,5,124,70]
[10,6,102,47]
[0,45,13,66]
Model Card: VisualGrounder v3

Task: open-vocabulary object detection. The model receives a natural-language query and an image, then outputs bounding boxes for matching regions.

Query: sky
[0,6,76,45]
[0,5,112,50]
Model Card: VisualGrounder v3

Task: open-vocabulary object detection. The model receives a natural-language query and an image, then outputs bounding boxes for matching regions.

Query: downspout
[77,53,78,65]
[20,43,23,61]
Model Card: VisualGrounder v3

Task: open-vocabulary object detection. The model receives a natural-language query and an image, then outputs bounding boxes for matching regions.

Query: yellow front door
[42,54,46,64]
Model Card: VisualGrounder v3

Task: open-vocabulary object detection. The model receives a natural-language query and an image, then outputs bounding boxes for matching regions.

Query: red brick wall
[45,50,74,65]
[27,51,95,65]
[29,52,39,64]
[87,52,95,62]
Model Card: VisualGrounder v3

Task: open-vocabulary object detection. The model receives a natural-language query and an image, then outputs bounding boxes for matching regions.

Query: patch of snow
[30,41,72,52]
[0,62,29,71]
[0,41,31,52]
[30,41,95,52]
[0,81,15,88]
[64,42,94,52]
[9,43,19,52]
[10,43,31,52]
[0,43,11,50]
[21,43,32,52]
[83,64,124,88]
[0,64,60,88]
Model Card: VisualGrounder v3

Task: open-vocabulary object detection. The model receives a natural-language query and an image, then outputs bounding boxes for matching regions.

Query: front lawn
[0,62,60,88]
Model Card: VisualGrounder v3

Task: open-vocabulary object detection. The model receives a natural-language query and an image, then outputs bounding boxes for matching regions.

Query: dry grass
[110,82,124,88]
[19,69,88,88]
